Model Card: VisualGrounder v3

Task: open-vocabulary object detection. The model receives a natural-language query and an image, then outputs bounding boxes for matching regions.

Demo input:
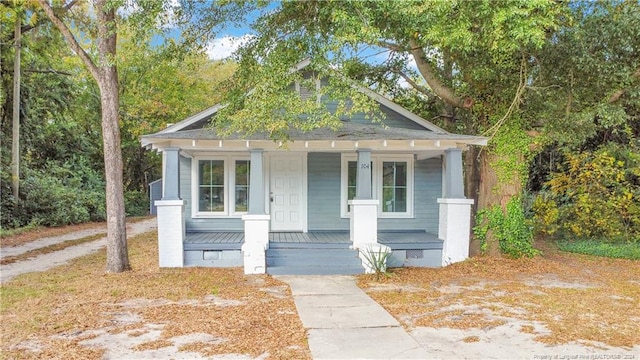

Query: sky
[206,34,255,60]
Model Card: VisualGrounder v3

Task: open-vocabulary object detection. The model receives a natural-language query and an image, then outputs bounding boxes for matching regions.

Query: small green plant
[557,240,640,260]
[360,246,392,280]
[474,196,540,258]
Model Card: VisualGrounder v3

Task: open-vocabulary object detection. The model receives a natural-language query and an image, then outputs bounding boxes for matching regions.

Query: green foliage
[17,165,106,227]
[531,192,560,236]
[539,143,640,243]
[557,240,640,260]
[474,196,540,258]
[124,191,149,217]
[360,246,392,281]
[490,121,534,186]
[0,2,237,229]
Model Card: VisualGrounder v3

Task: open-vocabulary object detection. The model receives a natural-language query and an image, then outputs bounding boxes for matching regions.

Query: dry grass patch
[359,251,640,348]
[1,231,310,359]
[463,336,480,343]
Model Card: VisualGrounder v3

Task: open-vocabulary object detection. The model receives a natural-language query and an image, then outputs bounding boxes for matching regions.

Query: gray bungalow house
[141,66,486,275]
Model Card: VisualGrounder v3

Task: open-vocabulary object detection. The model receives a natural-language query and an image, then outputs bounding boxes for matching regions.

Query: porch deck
[184,231,442,251]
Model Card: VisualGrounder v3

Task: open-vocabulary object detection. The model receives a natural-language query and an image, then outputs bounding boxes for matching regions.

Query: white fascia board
[156,103,226,135]
[458,137,488,146]
[293,58,312,71]
[356,85,449,134]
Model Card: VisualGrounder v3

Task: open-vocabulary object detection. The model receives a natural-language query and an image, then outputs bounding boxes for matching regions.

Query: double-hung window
[341,154,413,218]
[193,156,250,217]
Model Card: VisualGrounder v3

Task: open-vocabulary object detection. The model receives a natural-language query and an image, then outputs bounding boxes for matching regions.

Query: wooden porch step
[267,265,364,276]
[266,245,364,275]
[269,242,352,249]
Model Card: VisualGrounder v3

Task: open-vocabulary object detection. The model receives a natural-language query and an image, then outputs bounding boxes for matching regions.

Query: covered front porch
[150,125,483,274]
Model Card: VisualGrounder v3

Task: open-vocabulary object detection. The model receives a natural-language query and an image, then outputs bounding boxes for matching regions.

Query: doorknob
[270,192,274,202]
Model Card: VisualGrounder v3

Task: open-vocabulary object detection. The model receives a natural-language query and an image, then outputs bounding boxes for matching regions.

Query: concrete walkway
[1,218,157,284]
[277,275,430,359]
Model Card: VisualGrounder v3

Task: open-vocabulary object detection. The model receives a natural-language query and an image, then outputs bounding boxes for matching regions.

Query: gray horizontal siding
[379,157,441,232]
[307,152,442,233]
[181,155,244,232]
[324,101,427,130]
[308,153,348,230]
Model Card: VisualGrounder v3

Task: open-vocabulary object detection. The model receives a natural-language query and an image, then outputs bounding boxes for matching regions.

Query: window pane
[199,185,224,212]
[383,162,394,186]
[394,188,407,212]
[210,186,224,211]
[235,160,249,185]
[235,160,250,212]
[199,187,211,211]
[235,186,248,212]
[199,160,224,212]
[348,161,357,186]
[395,162,407,186]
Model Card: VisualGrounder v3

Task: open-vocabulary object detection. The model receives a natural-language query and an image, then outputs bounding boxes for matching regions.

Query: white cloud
[206,35,255,60]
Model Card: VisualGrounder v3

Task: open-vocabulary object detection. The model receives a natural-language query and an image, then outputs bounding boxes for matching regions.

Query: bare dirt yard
[2,224,638,359]
[0,231,310,359]
[359,245,640,359]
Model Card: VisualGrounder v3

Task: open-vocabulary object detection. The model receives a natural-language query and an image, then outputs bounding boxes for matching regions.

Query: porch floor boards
[184,231,442,251]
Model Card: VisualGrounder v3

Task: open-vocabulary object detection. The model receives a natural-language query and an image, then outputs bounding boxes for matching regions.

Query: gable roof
[153,60,451,136]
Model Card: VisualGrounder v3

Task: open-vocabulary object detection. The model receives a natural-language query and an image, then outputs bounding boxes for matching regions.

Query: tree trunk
[464,146,481,255]
[36,0,130,273]
[100,71,129,273]
[96,1,129,273]
[11,13,21,201]
[474,150,523,256]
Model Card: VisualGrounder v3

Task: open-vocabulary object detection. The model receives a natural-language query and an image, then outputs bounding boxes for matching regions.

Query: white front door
[270,155,304,231]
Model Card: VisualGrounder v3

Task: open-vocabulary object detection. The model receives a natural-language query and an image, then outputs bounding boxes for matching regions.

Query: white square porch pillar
[438,148,474,266]
[348,149,390,273]
[242,149,269,274]
[349,149,378,248]
[156,148,185,267]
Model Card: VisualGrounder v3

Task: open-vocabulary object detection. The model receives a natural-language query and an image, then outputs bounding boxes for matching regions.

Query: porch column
[242,149,269,274]
[438,148,473,266]
[155,148,185,267]
[349,150,388,272]
[443,148,464,198]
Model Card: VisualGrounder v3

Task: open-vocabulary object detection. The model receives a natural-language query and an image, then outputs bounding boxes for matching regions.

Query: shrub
[474,195,540,258]
[542,144,640,243]
[1,164,107,229]
[124,190,149,217]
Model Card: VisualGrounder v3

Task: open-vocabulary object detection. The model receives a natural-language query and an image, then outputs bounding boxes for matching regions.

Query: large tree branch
[392,69,433,96]
[608,66,640,103]
[2,0,79,42]
[36,0,100,81]
[377,40,403,52]
[24,68,73,75]
[408,39,473,109]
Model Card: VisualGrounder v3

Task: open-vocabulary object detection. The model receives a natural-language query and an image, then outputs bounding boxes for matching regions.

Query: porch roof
[142,122,487,149]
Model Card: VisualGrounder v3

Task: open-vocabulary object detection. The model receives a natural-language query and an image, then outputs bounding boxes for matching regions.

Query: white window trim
[340,153,414,219]
[191,154,250,218]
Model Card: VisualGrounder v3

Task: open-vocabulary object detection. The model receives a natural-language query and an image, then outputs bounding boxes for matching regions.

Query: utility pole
[11,11,22,201]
